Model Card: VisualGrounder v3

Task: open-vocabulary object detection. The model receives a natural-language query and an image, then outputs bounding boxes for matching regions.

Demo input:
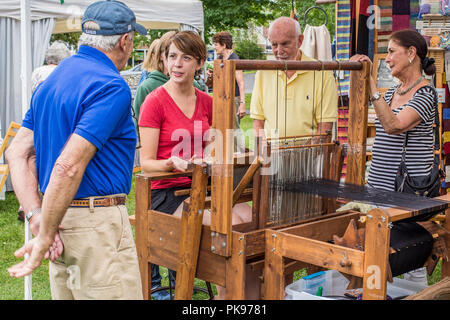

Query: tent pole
[24,219,32,300]
[20,0,32,301]
[20,0,31,118]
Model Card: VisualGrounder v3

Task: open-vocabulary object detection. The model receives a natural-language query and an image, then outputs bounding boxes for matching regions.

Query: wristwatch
[26,208,41,222]
[370,91,381,102]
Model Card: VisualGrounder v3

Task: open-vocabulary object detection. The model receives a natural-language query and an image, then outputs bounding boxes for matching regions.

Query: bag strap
[400,85,440,166]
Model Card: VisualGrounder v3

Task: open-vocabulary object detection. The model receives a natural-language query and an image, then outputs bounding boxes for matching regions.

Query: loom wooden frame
[0,122,20,193]
[264,196,450,300]
[131,59,403,300]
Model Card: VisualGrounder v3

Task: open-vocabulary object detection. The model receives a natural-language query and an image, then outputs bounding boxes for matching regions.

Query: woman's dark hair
[390,29,436,76]
[165,31,207,64]
[212,31,233,49]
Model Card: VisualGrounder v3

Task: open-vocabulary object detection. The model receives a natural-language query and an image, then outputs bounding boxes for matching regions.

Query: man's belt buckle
[70,196,126,208]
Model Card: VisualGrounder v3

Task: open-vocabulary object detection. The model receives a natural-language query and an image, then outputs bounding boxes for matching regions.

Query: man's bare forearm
[253,119,265,138]
[38,134,97,244]
[6,128,41,213]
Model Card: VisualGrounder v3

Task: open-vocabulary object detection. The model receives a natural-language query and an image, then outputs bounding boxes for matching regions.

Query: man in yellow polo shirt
[250,17,337,139]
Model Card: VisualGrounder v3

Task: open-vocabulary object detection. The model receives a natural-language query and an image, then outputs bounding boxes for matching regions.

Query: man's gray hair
[78,21,132,52]
[78,33,123,52]
[45,41,71,65]
[268,17,302,37]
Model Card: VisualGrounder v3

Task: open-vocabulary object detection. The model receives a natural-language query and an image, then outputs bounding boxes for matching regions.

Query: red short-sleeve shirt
[139,86,213,189]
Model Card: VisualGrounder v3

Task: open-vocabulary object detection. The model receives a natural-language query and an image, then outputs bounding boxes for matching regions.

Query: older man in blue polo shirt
[6,1,145,300]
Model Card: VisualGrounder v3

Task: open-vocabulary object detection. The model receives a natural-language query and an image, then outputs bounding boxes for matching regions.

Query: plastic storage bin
[285,270,427,300]
[285,270,350,300]
[386,277,428,299]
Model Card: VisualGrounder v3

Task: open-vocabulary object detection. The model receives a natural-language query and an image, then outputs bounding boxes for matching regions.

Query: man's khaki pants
[49,202,143,300]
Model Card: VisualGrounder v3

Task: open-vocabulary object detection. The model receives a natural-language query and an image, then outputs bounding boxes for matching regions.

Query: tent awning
[1,0,204,32]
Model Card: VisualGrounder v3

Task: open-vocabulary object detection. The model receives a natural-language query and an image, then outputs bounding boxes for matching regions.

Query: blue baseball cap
[82,0,147,36]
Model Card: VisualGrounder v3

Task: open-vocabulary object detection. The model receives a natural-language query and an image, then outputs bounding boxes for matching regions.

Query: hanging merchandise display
[440,0,450,15]
[335,0,351,96]
[301,6,333,61]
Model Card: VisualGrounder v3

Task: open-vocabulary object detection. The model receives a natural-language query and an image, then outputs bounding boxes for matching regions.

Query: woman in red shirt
[139,31,252,298]
[140,30,251,223]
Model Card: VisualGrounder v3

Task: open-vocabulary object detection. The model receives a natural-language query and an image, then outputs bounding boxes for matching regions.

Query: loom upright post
[346,61,370,185]
[174,163,209,299]
[362,209,391,300]
[210,59,236,257]
[135,175,151,299]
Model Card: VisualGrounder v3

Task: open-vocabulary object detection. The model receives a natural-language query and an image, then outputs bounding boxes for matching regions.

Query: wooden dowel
[139,171,193,181]
[232,158,261,206]
[234,60,362,71]
[174,186,212,197]
[267,133,330,141]
[183,188,254,212]
[273,142,336,150]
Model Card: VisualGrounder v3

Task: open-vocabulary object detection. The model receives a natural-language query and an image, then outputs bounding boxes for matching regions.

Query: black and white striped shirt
[367,85,436,191]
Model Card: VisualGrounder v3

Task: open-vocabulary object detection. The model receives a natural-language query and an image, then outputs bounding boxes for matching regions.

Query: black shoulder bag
[394,87,443,198]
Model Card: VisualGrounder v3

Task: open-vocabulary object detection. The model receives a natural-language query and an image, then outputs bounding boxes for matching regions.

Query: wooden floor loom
[131,59,450,300]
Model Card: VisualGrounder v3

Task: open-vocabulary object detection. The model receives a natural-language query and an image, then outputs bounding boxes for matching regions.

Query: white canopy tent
[2,0,204,33]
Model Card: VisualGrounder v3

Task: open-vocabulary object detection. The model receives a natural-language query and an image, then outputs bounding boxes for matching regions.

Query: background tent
[0,0,204,191]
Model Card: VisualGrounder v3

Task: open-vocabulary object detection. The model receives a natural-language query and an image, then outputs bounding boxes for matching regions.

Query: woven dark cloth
[283,178,448,221]
[389,222,433,277]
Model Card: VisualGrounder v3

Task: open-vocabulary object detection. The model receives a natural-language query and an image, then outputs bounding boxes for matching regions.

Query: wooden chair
[0,122,20,194]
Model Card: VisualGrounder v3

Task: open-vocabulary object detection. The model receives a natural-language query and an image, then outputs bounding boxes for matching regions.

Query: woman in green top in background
[133,31,204,144]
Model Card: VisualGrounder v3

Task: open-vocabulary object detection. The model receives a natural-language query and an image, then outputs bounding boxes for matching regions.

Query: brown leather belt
[70,196,126,207]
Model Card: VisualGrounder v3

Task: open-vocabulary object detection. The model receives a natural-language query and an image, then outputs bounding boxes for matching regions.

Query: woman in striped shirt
[351,29,437,192]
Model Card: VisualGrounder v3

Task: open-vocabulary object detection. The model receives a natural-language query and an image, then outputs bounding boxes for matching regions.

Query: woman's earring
[409,58,412,64]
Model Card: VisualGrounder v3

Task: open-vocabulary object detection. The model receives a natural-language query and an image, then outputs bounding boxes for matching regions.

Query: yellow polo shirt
[250,53,337,138]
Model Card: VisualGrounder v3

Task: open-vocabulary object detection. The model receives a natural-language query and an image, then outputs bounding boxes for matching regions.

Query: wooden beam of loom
[346,61,370,185]
[175,163,209,299]
[234,60,362,71]
[210,59,236,257]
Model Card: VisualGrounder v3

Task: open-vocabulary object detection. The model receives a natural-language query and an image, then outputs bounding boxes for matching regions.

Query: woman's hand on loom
[350,54,374,73]
[350,54,376,91]
[350,54,372,65]
[166,156,188,172]
[166,156,197,172]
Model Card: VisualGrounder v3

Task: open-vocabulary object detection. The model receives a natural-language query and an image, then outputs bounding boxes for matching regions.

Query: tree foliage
[201,0,273,44]
[267,0,335,38]
[51,32,81,50]
[234,39,265,60]
[202,0,335,44]
[50,0,336,56]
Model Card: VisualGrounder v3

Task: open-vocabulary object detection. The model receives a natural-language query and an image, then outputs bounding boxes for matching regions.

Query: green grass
[0,192,51,300]
[0,93,445,299]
